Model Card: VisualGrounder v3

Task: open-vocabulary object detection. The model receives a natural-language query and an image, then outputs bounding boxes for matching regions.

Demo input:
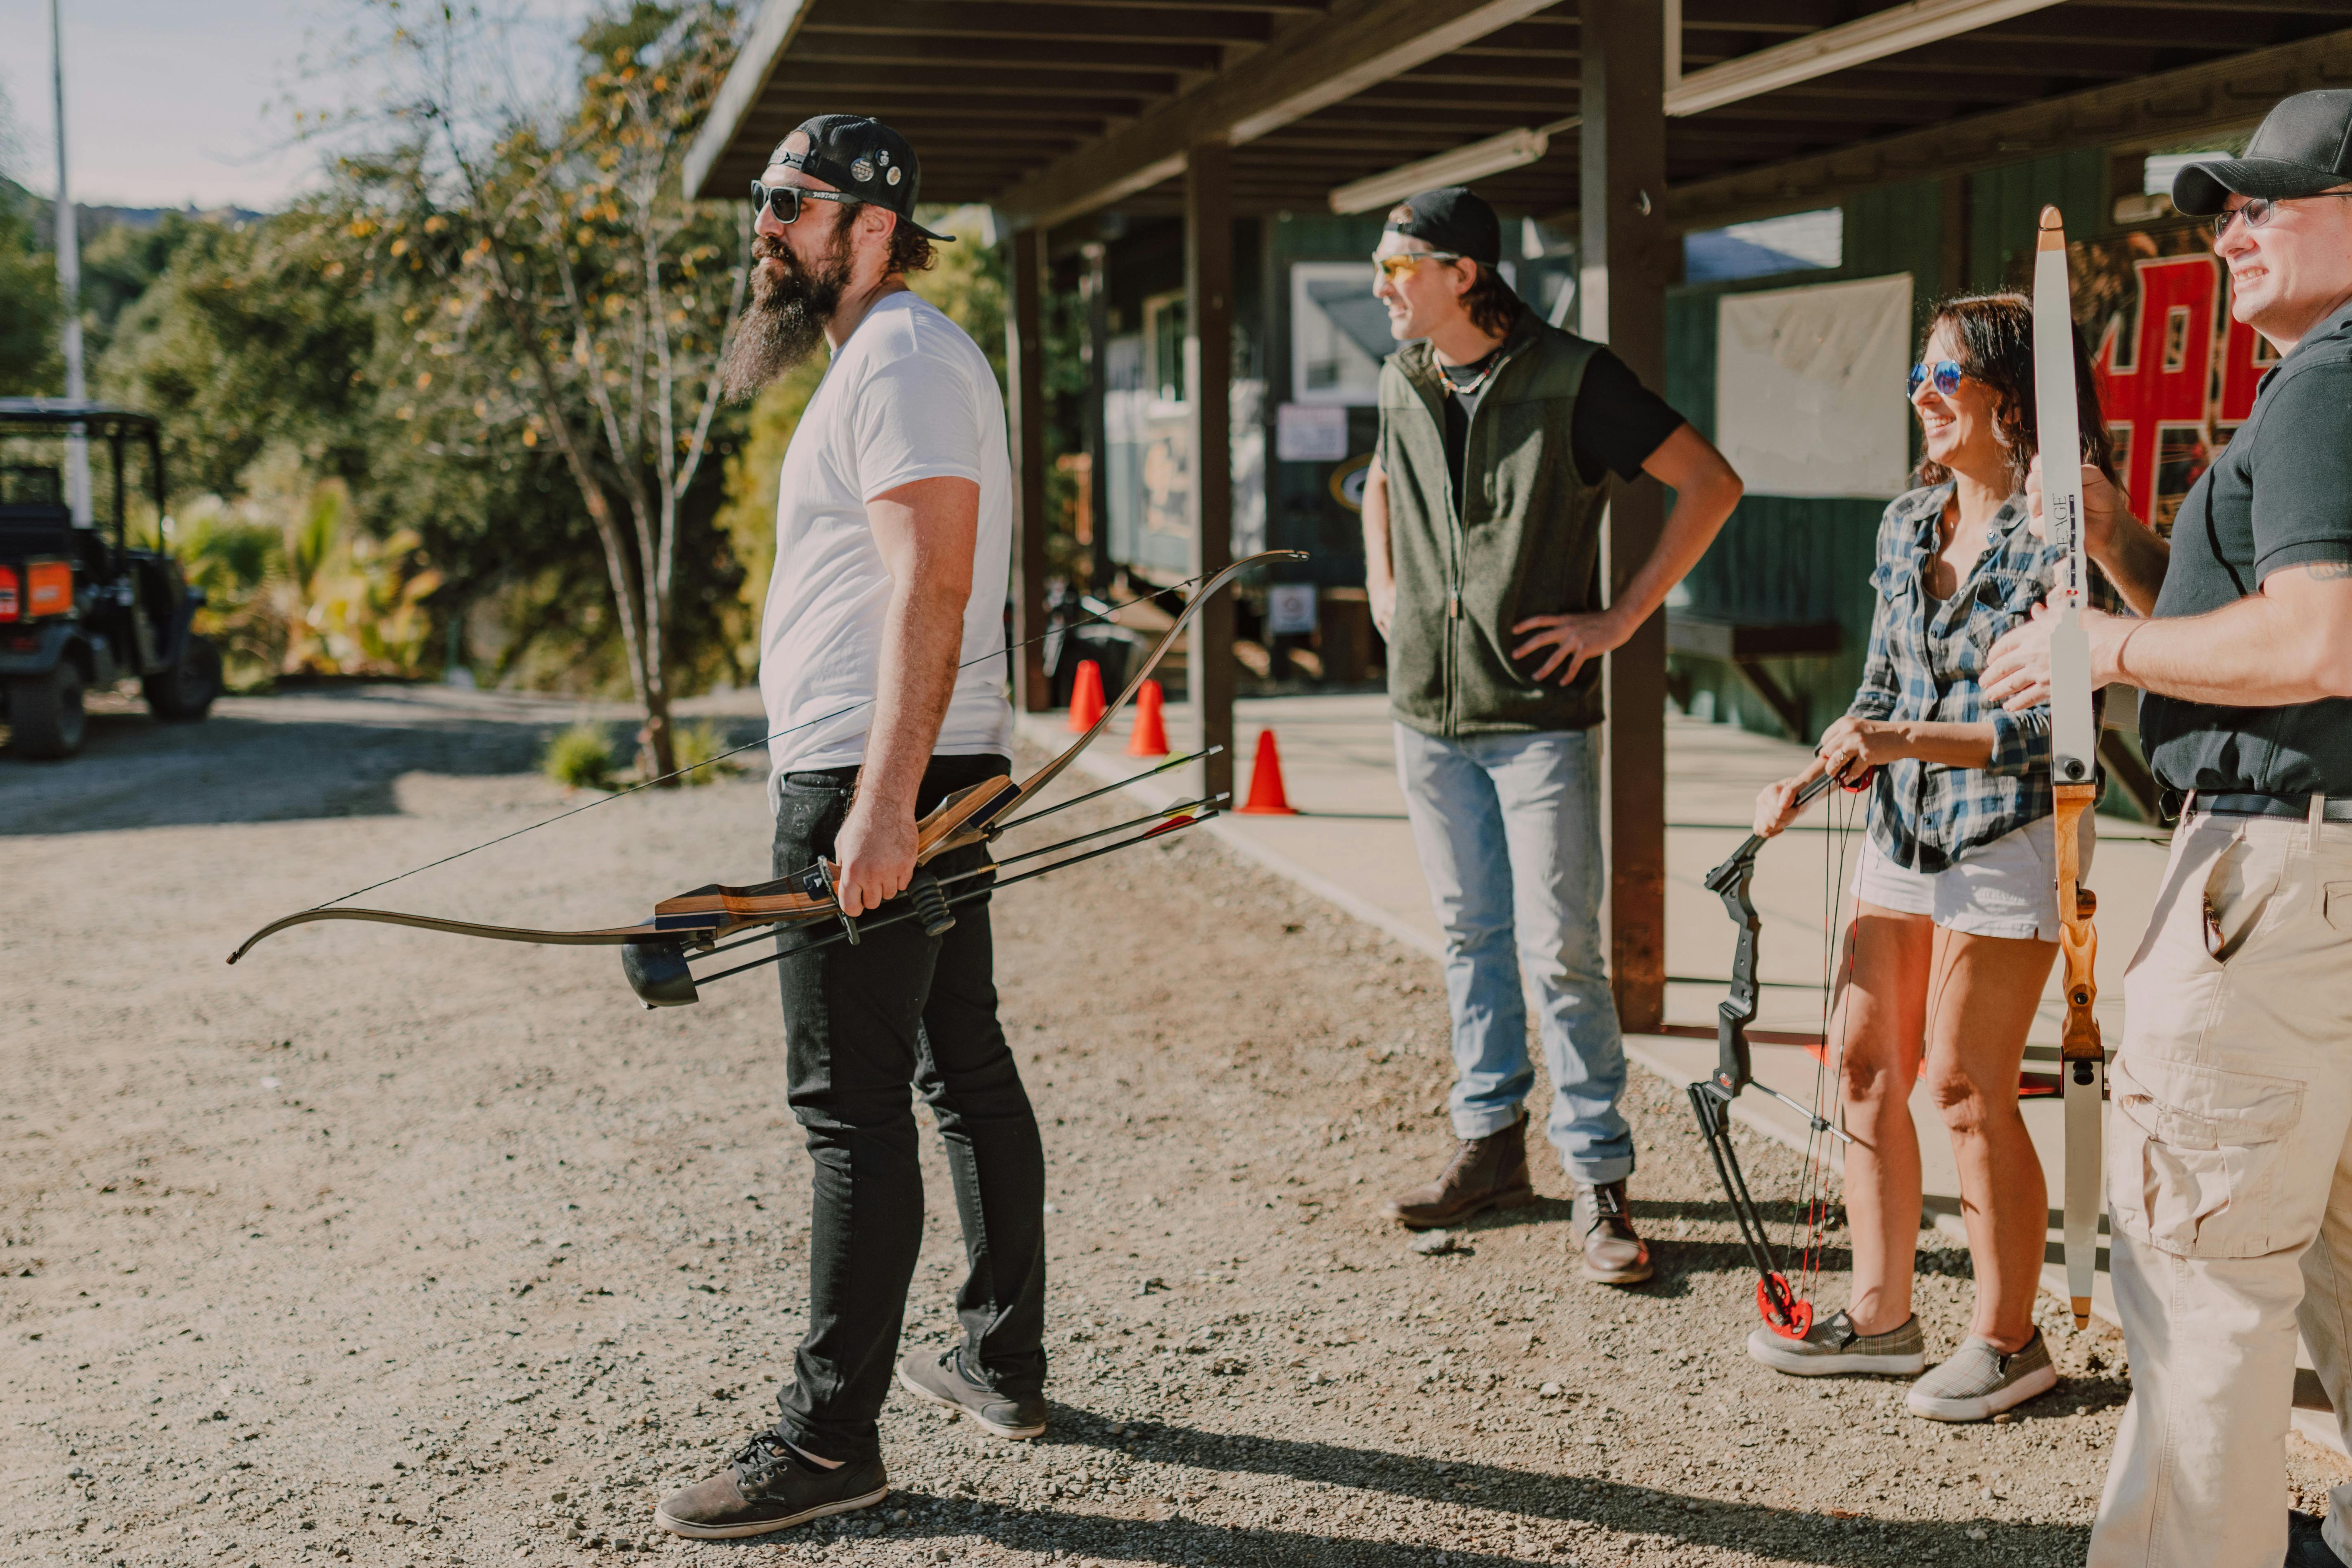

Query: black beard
[719,229,854,400]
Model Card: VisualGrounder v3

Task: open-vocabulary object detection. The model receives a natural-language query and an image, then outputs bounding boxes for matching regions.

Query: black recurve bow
[1685,771,1856,1340]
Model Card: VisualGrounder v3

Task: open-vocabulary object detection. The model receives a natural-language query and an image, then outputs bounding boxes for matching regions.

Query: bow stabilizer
[2033,204,2106,1331]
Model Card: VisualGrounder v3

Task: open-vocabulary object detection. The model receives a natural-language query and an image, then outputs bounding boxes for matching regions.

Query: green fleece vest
[1377,309,1609,736]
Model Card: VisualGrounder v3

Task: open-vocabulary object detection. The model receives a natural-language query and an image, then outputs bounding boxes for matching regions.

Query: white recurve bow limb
[2033,205,2105,1331]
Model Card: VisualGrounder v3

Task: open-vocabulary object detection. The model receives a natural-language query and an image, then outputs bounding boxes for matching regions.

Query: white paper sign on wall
[1714,273,1913,500]
[1276,403,1351,463]
[1267,584,1319,636]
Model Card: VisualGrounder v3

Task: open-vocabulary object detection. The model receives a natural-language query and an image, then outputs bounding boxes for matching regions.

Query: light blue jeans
[1393,722,1632,1186]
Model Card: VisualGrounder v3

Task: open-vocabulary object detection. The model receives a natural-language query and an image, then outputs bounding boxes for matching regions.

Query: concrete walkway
[1019,691,2343,1451]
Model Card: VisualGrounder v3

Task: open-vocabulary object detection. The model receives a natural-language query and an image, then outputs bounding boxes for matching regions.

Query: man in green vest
[1365,187,1744,1284]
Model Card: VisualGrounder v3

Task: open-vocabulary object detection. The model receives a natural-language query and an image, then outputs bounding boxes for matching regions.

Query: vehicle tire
[8,662,87,759]
[143,634,222,723]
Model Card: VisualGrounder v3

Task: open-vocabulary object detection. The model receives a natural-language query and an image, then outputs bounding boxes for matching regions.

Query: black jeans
[769,752,1046,1463]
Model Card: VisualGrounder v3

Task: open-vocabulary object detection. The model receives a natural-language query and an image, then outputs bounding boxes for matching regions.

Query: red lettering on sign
[2219,310,2275,425]
[2092,254,2219,517]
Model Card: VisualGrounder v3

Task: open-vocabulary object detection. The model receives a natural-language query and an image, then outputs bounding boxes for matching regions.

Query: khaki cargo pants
[2091,805,2352,1568]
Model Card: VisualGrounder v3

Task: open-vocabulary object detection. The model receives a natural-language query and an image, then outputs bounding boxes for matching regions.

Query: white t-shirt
[757,291,1013,794]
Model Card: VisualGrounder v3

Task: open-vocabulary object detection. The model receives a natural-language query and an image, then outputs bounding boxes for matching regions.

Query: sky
[0,0,598,211]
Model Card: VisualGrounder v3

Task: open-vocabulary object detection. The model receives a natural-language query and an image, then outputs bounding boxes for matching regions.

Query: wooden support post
[1082,241,1114,592]
[1185,140,1236,807]
[1006,223,1054,713]
[1581,0,1670,1033]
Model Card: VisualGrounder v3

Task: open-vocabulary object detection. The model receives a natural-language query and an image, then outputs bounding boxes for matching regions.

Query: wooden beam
[1007,226,1054,715]
[1185,140,1237,809]
[802,0,1276,45]
[685,0,815,199]
[995,0,1559,227]
[785,29,1224,71]
[760,62,1181,97]
[1666,24,2352,230]
[1666,0,2067,116]
[1582,0,1670,1036]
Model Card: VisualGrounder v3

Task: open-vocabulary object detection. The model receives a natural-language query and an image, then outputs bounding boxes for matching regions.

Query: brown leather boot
[1571,1179,1652,1284]
[1382,1111,1535,1230]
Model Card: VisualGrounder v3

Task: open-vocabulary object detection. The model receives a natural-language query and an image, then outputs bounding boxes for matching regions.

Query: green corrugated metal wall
[1665,149,2109,744]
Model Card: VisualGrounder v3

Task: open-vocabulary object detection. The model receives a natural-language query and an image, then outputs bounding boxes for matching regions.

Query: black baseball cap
[2173,90,2352,216]
[1384,187,1502,268]
[766,115,954,242]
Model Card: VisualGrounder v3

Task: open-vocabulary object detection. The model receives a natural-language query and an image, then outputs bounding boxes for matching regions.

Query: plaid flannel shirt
[1847,482,2117,873]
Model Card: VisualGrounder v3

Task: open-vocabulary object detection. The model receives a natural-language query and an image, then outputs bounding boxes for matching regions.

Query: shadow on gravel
[0,692,771,836]
[696,1417,2093,1566]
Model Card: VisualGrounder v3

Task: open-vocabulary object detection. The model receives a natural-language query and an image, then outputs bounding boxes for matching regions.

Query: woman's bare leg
[1920,927,2058,1352]
[1830,904,1934,1336]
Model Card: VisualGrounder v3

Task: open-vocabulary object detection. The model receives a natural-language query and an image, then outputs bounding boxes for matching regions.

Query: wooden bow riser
[2052,782,2103,1068]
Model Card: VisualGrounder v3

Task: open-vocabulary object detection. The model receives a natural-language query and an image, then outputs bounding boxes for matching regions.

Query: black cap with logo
[767,115,955,242]
[2173,90,2352,216]
[1384,187,1503,268]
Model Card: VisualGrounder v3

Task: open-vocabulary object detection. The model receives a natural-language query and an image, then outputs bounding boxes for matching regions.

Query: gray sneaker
[1747,1309,1926,1376]
[1906,1330,2057,1421]
[896,1347,1047,1439]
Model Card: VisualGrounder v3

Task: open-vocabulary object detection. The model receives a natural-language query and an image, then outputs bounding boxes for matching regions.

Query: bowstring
[314,574,1206,911]
[1799,771,1867,1312]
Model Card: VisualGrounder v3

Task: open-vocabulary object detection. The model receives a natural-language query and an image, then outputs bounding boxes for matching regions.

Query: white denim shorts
[1849,811,2096,942]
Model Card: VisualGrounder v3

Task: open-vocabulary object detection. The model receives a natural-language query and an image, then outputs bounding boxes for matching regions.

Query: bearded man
[657,115,1046,1541]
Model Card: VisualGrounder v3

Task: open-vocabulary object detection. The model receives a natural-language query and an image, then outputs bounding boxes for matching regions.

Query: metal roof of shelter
[687,0,2352,232]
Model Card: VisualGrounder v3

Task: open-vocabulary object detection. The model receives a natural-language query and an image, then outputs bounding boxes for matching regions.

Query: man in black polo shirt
[1986,90,2352,1568]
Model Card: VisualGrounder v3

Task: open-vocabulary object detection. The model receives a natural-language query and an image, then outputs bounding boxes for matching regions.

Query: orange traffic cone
[1127,678,1170,757]
[1238,728,1298,815]
[1066,659,1106,732]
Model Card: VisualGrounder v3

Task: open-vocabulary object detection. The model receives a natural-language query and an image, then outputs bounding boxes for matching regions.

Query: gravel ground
[5,683,2346,1568]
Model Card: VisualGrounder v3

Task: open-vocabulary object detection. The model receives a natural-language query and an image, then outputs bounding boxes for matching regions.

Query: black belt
[2198,792,2352,821]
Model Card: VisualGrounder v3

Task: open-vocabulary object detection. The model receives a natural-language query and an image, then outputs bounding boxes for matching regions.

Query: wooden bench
[1666,611,1843,740]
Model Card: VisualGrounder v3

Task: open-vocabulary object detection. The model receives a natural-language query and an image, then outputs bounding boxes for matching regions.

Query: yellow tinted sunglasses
[1373,251,1464,283]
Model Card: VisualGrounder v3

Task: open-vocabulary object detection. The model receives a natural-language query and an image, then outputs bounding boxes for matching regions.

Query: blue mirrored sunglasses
[1908,359,1965,397]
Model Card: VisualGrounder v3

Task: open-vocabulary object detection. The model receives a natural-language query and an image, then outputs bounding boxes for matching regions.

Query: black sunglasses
[750,180,860,225]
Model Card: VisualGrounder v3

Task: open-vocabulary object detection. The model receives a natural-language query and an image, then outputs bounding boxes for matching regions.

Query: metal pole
[50,0,91,527]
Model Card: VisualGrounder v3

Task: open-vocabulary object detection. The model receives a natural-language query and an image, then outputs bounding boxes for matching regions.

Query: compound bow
[1687,770,1860,1339]
[226,550,1307,1007]
[2033,205,2105,1331]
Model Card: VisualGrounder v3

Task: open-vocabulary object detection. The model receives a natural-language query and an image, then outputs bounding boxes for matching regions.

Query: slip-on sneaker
[1906,1331,2057,1422]
[1748,1309,1927,1376]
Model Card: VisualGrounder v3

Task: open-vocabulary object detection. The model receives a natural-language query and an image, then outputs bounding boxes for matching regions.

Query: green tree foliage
[97,212,376,498]
[0,177,60,396]
[78,4,755,709]
[335,0,750,778]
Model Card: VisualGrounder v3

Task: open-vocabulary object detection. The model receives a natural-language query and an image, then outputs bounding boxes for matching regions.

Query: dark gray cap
[767,115,954,242]
[1384,187,1502,267]
[2172,90,2352,216]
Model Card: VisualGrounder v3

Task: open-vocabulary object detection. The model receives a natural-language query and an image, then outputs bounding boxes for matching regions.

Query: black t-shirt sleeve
[1570,347,1688,486]
[2249,359,2352,580]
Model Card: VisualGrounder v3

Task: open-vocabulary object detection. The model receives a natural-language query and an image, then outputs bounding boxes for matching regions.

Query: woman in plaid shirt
[1740,294,2117,1422]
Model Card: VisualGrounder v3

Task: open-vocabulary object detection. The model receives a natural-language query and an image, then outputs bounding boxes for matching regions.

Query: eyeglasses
[2211,191,2352,242]
[751,180,861,225]
[1907,359,1966,397]
[1372,251,1463,283]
